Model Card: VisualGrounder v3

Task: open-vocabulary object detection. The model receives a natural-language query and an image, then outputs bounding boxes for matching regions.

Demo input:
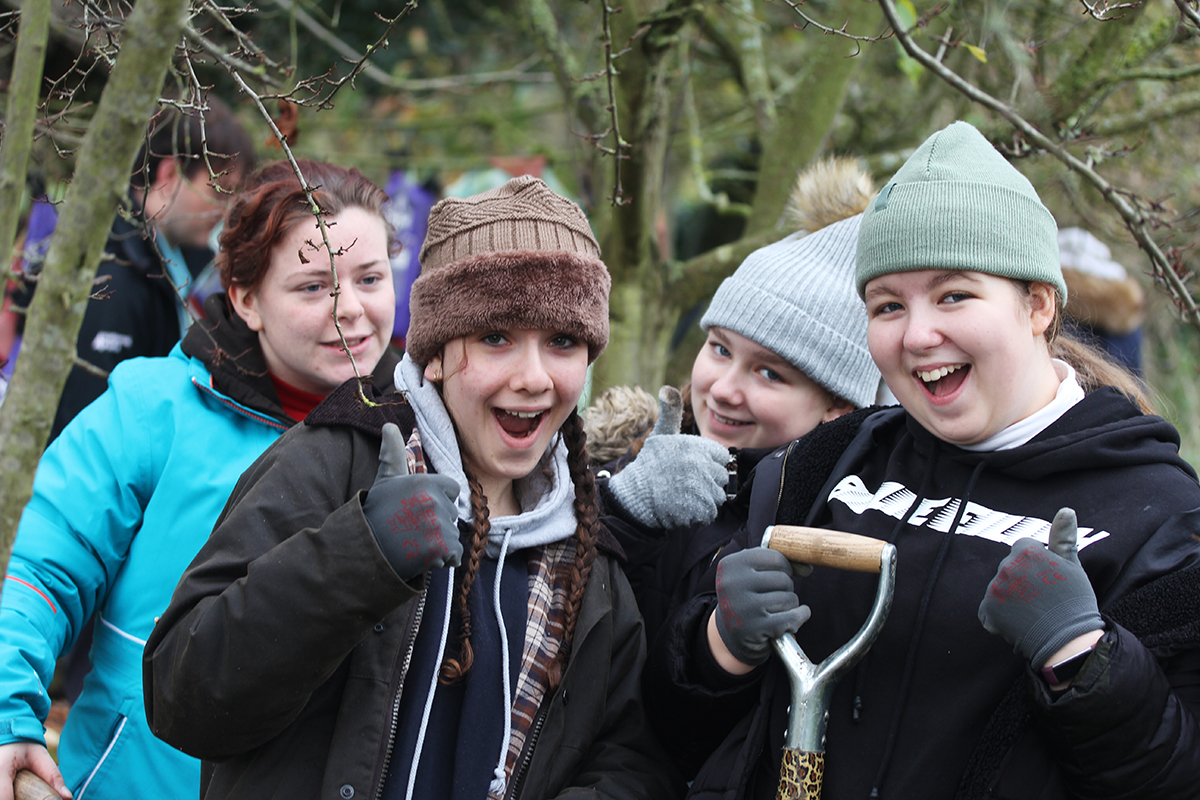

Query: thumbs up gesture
[978,508,1103,669]
[362,423,463,583]
[606,386,732,529]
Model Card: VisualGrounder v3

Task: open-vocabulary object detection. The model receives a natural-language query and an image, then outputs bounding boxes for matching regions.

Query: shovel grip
[777,748,824,800]
[15,771,60,800]
[764,526,886,574]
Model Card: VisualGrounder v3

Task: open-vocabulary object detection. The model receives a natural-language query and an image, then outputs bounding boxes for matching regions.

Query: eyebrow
[711,329,796,372]
[864,269,978,300]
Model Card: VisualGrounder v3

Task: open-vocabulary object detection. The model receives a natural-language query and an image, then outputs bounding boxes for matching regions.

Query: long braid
[548,410,600,689]
[439,470,490,684]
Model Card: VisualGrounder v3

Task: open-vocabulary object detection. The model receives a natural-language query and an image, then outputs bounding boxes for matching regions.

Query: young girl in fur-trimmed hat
[145,175,682,800]
[596,158,884,646]
[645,121,1200,799]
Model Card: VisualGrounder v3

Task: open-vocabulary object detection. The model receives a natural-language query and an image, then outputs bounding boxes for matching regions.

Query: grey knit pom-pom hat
[700,212,881,409]
[855,121,1066,301]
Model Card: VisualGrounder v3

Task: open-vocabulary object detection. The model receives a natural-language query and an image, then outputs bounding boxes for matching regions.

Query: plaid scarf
[490,539,574,798]
[409,428,577,797]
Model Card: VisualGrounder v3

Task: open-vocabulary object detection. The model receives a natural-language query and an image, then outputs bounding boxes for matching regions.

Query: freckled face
[229,207,395,396]
[691,327,851,450]
[426,329,589,504]
[864,270,1059,446]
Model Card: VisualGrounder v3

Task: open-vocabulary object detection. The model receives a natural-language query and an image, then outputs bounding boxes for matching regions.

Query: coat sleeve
[641,536,766,778]
[1033,621,1200,798]
[142,423,419,760]
[0,364,160,745]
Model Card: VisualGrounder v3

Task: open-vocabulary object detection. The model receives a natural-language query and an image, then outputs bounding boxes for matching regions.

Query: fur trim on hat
[1063,268,1145,335]
[406,248,611,366]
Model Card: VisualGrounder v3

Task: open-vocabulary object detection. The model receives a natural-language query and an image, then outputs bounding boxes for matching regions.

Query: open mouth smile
[494,409,547,440]
[915,363,969,398]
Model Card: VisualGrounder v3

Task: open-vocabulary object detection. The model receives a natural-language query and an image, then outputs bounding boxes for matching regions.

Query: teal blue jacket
[0,299,295,800]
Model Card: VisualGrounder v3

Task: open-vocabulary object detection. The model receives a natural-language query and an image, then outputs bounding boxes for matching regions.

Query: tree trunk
[0,0,189,588]
[745,0,880,238]
[0,0,51,272]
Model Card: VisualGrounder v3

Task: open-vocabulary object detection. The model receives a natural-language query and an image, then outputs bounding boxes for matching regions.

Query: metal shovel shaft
[762,526,898,800]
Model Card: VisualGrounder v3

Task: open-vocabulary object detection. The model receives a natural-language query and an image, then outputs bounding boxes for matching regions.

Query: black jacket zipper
[373,582,428,799]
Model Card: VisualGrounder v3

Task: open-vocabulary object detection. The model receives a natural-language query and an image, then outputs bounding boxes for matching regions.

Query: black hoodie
[646,388,1200,800]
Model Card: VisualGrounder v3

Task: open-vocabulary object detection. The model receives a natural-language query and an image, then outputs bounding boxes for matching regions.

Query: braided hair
[438,409,601,687]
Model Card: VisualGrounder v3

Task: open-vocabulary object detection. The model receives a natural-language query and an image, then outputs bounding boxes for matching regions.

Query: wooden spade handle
[776,748,824,800]
[764,526,886,574]
[15,770,60,800]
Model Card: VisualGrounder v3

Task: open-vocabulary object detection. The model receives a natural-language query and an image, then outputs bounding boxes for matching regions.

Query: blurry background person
[2,95,256,443]
[1058,227,1146,376]
[0,160,397,800]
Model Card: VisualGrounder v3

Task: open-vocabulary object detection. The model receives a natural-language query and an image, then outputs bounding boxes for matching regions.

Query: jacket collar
[182,294,403,427]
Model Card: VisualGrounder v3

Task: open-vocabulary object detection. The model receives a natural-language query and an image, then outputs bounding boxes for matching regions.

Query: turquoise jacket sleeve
[0,363,160,745]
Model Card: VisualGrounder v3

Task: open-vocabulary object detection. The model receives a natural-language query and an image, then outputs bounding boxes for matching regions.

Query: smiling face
[228,207,395,396]
[426,329,589,512]
[864,269,1061,446]
[691,327,852,450]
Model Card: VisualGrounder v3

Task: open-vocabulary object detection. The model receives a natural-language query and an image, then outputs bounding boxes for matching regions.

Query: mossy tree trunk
[0,0,51,277]
[0,0,190,588]
[523,0,879,392]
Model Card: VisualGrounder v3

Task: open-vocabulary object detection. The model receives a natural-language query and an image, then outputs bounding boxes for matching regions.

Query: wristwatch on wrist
[1040,645,1095,687]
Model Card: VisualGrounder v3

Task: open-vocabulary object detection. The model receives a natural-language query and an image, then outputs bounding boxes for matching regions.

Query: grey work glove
[714,548,812,666]
[978,508,1103,668]
[363,423,463,583]
[606,386,732,529]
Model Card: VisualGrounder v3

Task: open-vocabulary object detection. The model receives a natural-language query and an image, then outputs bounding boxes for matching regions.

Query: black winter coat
[144,379,682,800]
[599,441,771,649]
[645,390,1200,800]
[49,210,211,441]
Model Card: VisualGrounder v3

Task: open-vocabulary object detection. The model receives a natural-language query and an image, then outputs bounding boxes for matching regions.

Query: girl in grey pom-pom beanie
[688,158,884,453]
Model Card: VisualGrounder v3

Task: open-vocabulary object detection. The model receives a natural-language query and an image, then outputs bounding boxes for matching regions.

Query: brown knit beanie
[406,175,611,366]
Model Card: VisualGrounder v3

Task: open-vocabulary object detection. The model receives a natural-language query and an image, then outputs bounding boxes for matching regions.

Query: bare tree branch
[1078,0,1144,22]
[225,67,376,403]
[877,0,1200,327]
[1176,0,1200,29]
[1089,90,1200,136]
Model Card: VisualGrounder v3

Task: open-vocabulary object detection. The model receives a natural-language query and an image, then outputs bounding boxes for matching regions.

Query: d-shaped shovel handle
[761,525,897,800]
[15,771,60,800]
[762,525,887,573]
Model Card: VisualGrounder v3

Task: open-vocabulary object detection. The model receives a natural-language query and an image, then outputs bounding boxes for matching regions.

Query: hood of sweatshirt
[393,354,579,560]
[908,386,1194,483]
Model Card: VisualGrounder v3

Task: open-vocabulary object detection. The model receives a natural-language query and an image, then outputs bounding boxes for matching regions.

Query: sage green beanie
[855,121,1066,302]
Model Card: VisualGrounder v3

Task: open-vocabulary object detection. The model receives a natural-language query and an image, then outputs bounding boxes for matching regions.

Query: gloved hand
[606,385,732,529]
[363,423,463,583]
[714,547,811,666]
[978,507,1103,668]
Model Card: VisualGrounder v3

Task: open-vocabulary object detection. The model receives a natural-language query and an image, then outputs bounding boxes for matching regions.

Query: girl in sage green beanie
[644,121,1200,800]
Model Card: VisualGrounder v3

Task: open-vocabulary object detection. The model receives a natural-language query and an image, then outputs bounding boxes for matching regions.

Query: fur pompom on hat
[406,175,611,366]
[700,157,881,409]
[855,121,1066,302]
